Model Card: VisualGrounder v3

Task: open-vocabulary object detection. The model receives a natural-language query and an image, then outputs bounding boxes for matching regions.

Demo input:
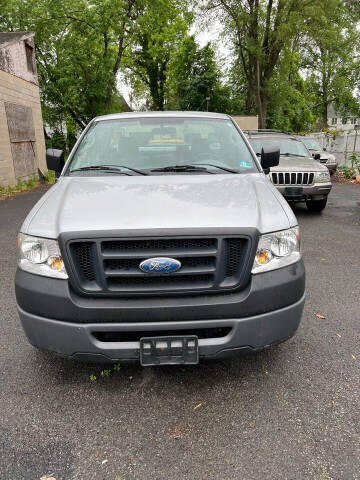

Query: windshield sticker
[239,160,252,168]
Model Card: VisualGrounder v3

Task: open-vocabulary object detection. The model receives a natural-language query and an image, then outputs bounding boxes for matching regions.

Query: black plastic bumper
[17,295,305,362]
[15,262,305,362]
[15,261,305,323]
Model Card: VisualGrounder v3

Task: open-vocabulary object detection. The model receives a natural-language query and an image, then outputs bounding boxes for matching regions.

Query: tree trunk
[322,104,328,129]
[259,97,268,128]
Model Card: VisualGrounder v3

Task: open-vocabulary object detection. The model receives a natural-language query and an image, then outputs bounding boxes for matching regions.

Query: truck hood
[271,155,329,172]
[311,150,336,162]
[22,173,296,238]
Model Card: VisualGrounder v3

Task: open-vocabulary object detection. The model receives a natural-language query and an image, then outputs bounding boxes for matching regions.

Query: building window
[332,117,337,125]
[351,117,357,125]
[25,43,34,73]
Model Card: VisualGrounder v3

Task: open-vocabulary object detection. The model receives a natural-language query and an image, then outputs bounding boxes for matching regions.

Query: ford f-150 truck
[15,111,305,366]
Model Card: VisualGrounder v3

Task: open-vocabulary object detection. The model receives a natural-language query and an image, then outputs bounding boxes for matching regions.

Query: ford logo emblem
[139,257,181,274]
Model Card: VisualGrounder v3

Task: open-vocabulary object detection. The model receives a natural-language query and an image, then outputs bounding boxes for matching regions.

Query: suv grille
[66,236,251,296]
[271,172,315,186]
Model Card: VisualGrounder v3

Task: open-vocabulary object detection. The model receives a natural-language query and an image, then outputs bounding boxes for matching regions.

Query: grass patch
[0,171,56,200]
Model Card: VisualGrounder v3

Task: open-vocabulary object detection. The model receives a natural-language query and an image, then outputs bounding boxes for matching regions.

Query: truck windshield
[302,138,322,151]
[250,138,309,158]
[68,117,257,174]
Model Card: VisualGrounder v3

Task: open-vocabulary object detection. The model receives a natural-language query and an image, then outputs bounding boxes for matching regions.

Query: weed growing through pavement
[0,171,56,199]
[89,363,121,381]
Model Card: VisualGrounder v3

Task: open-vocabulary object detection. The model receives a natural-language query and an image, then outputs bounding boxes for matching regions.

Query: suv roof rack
[243,129,294,137]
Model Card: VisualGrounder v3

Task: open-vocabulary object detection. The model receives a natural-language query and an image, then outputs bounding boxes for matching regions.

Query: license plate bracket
[284,186,303,198]
[140,336,199,366]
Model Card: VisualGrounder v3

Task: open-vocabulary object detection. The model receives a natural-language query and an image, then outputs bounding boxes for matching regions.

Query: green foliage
[0,0,359,136]
[125,0,191,110]
[339,166,357,180]
[301,0,360,128]
[348,152,360,174]
[0,175,39,197]
[204,0,360,130]
[266,52,316,132]
[339,152,360,179]
[167,36,232,112]
[0,0,145,132]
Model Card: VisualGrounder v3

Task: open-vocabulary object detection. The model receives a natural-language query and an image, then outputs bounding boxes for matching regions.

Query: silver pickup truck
[248,132,332,212]
[15,112,305,365]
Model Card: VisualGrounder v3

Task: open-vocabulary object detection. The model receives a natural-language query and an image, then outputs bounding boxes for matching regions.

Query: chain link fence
[313,131,360,166]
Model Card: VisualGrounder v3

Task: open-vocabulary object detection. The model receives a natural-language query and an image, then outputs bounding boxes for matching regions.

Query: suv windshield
[68,117,257,174]
[250,138,309,157]
[301,138,322,151]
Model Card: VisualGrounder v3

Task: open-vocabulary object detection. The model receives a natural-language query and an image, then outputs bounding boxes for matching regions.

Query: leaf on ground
[315,313,326,319]
[40,477,56,480]
[168,424,186,439]
[335,333,341,338]
[101,459,108,465]
[193,402,203,411]
[351,354,356,360]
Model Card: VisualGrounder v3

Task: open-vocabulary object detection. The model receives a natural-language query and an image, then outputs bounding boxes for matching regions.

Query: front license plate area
[140,336,199,366]
[284,186,303,198]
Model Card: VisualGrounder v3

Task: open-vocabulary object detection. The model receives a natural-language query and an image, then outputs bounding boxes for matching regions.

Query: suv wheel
[306,198,327,212]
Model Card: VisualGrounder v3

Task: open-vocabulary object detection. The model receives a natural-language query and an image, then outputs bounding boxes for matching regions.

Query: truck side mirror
[261,146,280,174]
[46,149,65,174]
[314,153,321,160]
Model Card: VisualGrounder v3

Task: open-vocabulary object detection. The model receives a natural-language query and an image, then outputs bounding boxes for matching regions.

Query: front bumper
[15,261,305,363]
[17,295,305,362]
[274,182,332,201]
[325,163,337,173]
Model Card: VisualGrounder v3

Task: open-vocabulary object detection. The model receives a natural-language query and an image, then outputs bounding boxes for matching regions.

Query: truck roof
[94,111,230,122]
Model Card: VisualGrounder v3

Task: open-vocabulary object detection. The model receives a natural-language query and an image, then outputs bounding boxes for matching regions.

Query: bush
[348,152,360,174]
[339,166,356,180]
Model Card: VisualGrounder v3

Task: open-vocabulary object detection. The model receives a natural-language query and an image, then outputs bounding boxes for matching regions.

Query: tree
[167,35,232,112]
[300,0,360,127]
[204,0,322,128]
[0,0,140,133]
[126,0,191,110]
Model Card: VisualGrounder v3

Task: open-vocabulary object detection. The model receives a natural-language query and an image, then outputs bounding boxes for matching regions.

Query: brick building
[0,32,46,187]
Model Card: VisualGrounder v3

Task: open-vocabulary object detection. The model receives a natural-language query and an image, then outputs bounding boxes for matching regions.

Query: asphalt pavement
[0,182,359,480]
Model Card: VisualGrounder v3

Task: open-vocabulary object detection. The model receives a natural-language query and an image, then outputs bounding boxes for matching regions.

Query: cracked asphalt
[0,182,359,480]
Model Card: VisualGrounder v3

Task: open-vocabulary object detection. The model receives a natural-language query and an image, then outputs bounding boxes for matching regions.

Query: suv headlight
[315,171,330,183]
[18,233,68,279]
[252,227,301,274]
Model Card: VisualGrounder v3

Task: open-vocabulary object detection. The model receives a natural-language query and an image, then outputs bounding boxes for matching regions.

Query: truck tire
[306,198,327,212]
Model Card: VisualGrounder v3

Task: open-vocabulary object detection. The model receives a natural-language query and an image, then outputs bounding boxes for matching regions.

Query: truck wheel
[306,198,327,212]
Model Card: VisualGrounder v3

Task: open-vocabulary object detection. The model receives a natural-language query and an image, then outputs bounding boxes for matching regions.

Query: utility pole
[206,97,210,112]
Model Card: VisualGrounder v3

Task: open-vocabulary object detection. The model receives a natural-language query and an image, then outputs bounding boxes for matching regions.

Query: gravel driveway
[0,182,359,480]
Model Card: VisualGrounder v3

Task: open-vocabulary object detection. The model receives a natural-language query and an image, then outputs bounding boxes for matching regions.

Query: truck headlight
[252,227,301,274]
[18,233,68,279]
[315,171,330,183]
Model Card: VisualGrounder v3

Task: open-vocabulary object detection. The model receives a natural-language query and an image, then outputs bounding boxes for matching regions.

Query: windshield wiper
[99,164,148,175]
[280,153,306,157]
[150,164,213,173]
[190,163,238,173]
[70,166,131,175]
[70,164,148,175]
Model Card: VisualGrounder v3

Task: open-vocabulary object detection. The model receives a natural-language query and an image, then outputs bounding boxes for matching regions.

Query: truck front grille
[66,235,251,296]
[271,172,315,186]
